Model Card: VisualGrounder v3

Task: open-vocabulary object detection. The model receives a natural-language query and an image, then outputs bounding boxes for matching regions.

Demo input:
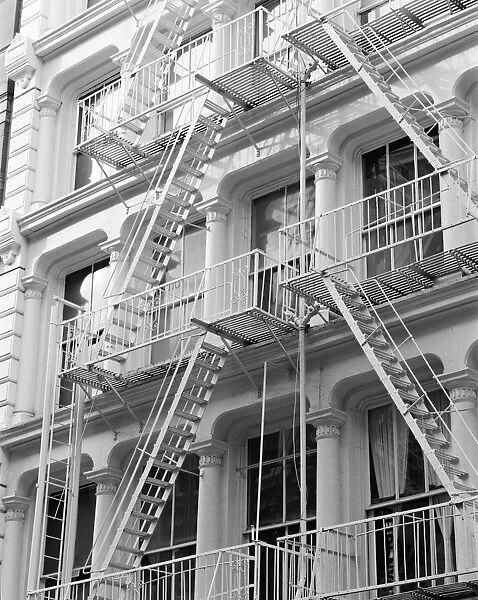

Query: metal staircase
[90,333,228,577]
[320,271,478,500]
[122,0,197,74]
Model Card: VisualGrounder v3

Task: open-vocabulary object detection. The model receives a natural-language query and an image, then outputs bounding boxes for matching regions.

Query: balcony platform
[284,0,477,70]
[385,579,478,600]
[282,241,478,313]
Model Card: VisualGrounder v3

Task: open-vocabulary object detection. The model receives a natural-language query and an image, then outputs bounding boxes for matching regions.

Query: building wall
[0,1,477,597]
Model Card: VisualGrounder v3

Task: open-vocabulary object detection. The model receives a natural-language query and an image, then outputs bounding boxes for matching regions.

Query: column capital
[100,237,126,263]
[2,495,30,521]
[191,438,228,468]
[85,467,123,495]
[196,196,232,224]
[307,152,343,181]
[36,93,62,117]
[22,274,48,299]
[307,407,346,439]
[436,98,471,130]
[439,368,478,405]
[204,0,238,21]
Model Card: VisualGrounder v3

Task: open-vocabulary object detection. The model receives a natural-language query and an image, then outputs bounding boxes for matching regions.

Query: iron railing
[28,542,278,600]
[77,7,293,146]
[278,500,478,598]
[60,250,295,372]
[279,157,477,278]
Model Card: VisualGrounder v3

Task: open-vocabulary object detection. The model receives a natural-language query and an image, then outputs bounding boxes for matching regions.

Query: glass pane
[252,188,285,261]
[74,485,95,568]
[173,455,199,544]
[369,405,395,502]
[388,137,415,190]
[285,457,300,521]
[248,463,283,527]
[248,431,281,465]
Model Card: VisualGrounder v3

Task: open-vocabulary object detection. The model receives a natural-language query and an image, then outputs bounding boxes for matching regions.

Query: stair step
[160,442,187,455]
[352,311,375,323]
[171,178,198,194]
[331,279,357,296]
[424,434,448,447]
[179,162,205,178]
[344,296,365,309]
[110,561,133,572]
[165,3,191,20]
[434,449,458,463]
[123,526,151,538]
[167,425,194,438]
[406,404,431,418]
[138,254,169,268]
[397,389,420,403]
[195,358,221,371]
[145,476,173,488]
[144,239,173,255]
[357,321,381,336]
[161,17,185,35]
[152,459,179,471]
[151,30,179,51]
[389,375,414,390]
[201,342,227,356]
[188,376,213,388]
[116,544,144,556]
[204,98,229,117]
[184,147,210,162]
[133,271,160,286]
[174,409,201,422]
[416,418,440,432]
[443,465,468,479]
[366,337,390,350]
[453,482,475,492]
[181,391,208,405]
[158,209,186,223]
[198,114,224,132]
[119,119,144,135]
[132,511,157,522]
[191,131,217,147]
[139,493,166,505]
[164,191,191,208]
[151,223,180,239]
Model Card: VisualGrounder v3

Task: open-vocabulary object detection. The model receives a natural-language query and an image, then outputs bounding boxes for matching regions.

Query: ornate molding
[196,196,232,220]
[0,208,23,267]
[36,93,62,117]
[22,275,48,299]
[191,438,228,469]
[85,466,123,494]
[307,152,343,182]
[436,97,471,130]
[2,495,30,522]
[100,238,126,263]
[439,368,478,405]
[206,211,228,225]
[449,387,477,402]
[307,407,346,440]
[4,34,40,89]
[204,0,237,22]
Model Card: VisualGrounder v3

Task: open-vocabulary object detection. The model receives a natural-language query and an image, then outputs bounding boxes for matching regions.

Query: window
[362,130,443,276]
[243,425,317,543]
[359,0,391,25]
[43,484,95,588]
[367,391,455,591]
[140,454,199,597]
[150,223,206,364]
[75,77,120,189]
[60,259,110,406]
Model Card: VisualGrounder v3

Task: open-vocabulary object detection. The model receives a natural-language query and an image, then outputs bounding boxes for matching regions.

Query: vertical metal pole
[255,362,268,539]
[299,73,308,538]
[27,304,59,593]
[61,386,85,589]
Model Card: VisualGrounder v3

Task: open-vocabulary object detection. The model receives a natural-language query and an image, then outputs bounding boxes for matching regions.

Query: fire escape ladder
[122,0,198,74]
[320,21,448,170]
[321,273,478,501]
[92,333,228,576]
[109,91,229,300]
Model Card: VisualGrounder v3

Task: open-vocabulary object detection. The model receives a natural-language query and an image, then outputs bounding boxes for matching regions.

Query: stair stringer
[92,332,227,576]
[321,274,477,502]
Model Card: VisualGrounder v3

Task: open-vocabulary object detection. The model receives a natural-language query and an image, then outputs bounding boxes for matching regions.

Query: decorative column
[85,467,122,575]
[307,407,346,528]
[306,153,343,270]
[191,439,228,600]
[437,99,477,248]
[31,94,61,210]
[1,495,30,600]
[196,197,232,321]
[12,275,48,424]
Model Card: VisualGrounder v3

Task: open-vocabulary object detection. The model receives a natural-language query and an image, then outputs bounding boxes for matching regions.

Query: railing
[60,250,295,372]
[27,542,278,600]
[278,500,478,598]
[279,157,477,278]
[77,7,293,146]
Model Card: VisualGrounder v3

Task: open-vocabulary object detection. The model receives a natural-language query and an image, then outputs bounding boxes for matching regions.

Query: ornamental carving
[4,34,39,89]
[1,247,20,266]
[449,387,477,402]
[5,508,27,521]
[314,168,338,181]
[316,423,341,439]
[199,454,223,467]
[24,288,43,299]
[96,481,119,496]
[206,210,228,224]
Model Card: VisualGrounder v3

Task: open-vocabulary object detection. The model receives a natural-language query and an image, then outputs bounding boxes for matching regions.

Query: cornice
[33,0,146,59]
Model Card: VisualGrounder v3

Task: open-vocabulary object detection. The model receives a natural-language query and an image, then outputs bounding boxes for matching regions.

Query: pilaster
[1,495,30,600]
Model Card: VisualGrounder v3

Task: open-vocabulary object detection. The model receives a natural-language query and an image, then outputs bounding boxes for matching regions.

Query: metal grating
[282,242,478,313]
[209,308,296,345]
[285,0,477,72]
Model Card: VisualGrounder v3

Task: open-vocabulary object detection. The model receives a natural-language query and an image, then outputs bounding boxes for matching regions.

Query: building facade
[0,0,477,598]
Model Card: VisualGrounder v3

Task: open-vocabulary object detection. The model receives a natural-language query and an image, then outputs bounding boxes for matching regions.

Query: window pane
[252,188,285,259]
[369,405,395,502]
[173,455,199,544]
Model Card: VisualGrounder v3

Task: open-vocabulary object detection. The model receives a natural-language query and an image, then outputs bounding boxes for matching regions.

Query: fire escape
[27,0,478,598]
